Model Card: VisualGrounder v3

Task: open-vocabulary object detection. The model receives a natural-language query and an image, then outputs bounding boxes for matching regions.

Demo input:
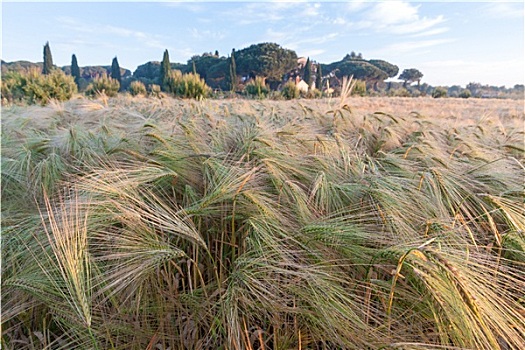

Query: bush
[304,88,323,99]
[281,81,300,100]
[165,70,210,99]
[149,84,162,98]
[432,86,448,98]
[245,76,269,98]
[85,73,120,97]
[352,79,367,96]
[129,81,147,96]
[42,69,78,102]
[1,69,77,105]
[1,71,25,104]
[459,89,471,99]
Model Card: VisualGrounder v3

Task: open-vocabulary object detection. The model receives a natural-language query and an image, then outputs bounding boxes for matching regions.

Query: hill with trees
[2,41,523,103]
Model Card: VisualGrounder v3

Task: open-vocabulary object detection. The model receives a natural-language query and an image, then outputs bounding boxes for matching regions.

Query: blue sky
[2,1,524,87]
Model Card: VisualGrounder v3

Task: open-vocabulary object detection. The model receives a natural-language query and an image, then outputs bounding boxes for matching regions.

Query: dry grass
[2,95,524,349]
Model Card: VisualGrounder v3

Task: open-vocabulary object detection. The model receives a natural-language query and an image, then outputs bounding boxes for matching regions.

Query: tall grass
[2,96,524,349]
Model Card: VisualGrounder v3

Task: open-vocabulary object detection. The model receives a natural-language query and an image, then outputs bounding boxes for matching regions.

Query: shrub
[85,73,120,97]
[245,76,269,98]
[1,71,25,104]
[304,88,323,99]
[149,84,162,98]
[459,89,471,99]
[129,80,147,96]
[1,69,77,105]
[281,81,300,100]
[432,86,448,98]
[182,73,211,100]
[352,79,367,96]
[164,70,210,99]
[42,69,78,102]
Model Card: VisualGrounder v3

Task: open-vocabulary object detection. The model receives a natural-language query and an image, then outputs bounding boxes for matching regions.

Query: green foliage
[128,80,147,96]
[149,83,162,98]
[235,42,298,87]
[244,76,269,98]
[432,86,448,98]
[399,68,424,86]
[111,57,122,89]
[459,89,472,98]
[281,80,299,99]
[352,79,367,96]
[189,53,223,79]
[303,57,312,87]
[315,63,322,90]
[71,54,81,89]
[1,71,26,104]
[368,59,399,78]
[165,70,211,99]
[326,59,388,83]
[203,60,229,91]
[133,61,161,83]
[43,41,53,75]
[160,49,171,91]
[1,68,77,105]
[229,48,237,92]
[388,87,411,97]
[322,55,397,86]
[85,73,120,97]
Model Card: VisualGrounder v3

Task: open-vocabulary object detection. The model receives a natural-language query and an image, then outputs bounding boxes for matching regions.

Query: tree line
[2,41,523,105]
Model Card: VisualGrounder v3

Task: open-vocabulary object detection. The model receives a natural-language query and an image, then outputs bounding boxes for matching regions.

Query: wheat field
[2,94,524,349]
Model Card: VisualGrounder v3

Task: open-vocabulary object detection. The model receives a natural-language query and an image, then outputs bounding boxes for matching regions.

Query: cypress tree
[160,49,171,91]
[43,41,53,75]
[111,57,122,90]
[315,64,322,91]
[71,54,81,89]
[229,48,237,92]
[303,57,312,89]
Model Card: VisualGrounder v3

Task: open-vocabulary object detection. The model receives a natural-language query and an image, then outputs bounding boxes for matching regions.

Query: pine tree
[303,57,312,89]
[43,41,54,75]
[71,54,81,89]
[229,49,237,92]
[111,57,122,90]
[316,64,322,91]
[160,49,171,91]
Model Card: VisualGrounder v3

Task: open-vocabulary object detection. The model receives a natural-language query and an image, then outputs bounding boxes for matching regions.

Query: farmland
[2,95,524,349]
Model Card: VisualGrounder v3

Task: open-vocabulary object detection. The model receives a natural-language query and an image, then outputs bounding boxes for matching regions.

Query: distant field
[2,96,524,349]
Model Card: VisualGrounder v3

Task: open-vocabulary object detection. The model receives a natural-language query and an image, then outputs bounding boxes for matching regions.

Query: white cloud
[262,28,289,43]
[367,1,420,25]
[361,1,447,35]
[481,3,524,19]
[56,16,168,50]
[286,33,339,49]
[332,17,348,26]
[300,48,326,58]
[410,27,450,37]
[163,2,206,13]
[345,1,370,13]
[224,3,288,25]
[301,3,321,17]
[189,28,226,41]
[372,38,455,56]
[387,16,445,35]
